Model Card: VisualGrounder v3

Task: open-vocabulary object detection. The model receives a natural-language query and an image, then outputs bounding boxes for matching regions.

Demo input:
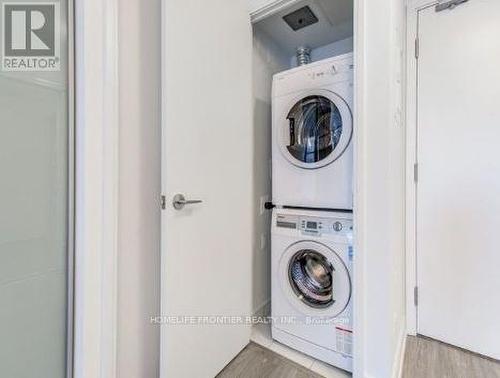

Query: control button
[333,222,343,232]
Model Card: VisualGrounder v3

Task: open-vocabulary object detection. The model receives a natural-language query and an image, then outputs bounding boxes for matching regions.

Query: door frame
[249,0,303,22]
[73,0,120,377]
[405,0,439,336]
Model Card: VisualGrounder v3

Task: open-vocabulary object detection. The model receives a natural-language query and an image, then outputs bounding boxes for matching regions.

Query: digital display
[306,221,317,229]
[277,221,297,229]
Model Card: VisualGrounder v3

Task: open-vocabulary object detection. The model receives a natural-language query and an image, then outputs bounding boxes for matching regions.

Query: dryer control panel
[273,53,354,98]
[275,213,353,237]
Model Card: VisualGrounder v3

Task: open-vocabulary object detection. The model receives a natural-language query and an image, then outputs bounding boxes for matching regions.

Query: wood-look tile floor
[217,342,325,378]
[402,336,500,378]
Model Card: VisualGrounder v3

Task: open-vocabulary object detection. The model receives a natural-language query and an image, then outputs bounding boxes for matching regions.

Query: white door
[416,0,500,359]
[160,1,253,377]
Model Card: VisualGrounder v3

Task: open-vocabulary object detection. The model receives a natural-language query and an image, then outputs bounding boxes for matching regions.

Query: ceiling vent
[283,6,319,31]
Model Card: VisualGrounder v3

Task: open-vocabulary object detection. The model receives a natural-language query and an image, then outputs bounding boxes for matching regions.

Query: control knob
[333,222,343,232]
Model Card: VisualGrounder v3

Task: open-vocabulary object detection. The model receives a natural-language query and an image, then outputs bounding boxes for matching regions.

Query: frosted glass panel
[0,1,72,377]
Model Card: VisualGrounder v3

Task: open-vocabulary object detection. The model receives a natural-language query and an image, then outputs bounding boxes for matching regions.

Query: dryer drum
[289,250,334,308]
[286,95,343,164]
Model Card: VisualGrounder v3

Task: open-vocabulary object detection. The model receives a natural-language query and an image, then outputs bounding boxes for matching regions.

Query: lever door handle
[172,194,203,210]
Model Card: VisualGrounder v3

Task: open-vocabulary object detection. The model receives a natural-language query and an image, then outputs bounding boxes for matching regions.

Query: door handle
[172,194,203,210]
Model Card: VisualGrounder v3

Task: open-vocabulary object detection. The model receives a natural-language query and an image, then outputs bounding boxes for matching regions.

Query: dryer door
[278,89,352,170]
[279,240,351,318]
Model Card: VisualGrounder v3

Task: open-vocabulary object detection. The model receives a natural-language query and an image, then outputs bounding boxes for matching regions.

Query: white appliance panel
[272,54,354,210]
[271,208,353,371]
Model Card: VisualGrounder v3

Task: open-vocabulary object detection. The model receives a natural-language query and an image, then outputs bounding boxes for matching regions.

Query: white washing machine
[272,53,354,210]
[271,208,353,372]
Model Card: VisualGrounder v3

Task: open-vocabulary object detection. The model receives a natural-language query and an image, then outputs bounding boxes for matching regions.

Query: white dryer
[271,208,353,372]
[272,53,354,210]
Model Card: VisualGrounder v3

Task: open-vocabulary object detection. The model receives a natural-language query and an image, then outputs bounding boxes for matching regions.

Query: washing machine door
[279,240,351,318]
[278,89,352,170]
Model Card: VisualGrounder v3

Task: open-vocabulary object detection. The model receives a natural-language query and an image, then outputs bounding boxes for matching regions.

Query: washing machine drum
[279,89,352,170]
[289,250,334,308]
[280,241,351,317]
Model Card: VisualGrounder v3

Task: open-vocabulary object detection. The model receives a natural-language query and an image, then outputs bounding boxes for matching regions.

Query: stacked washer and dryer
[271,53,354,372]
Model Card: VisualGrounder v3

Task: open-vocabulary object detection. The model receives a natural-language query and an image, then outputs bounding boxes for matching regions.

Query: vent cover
[283,6,319,31]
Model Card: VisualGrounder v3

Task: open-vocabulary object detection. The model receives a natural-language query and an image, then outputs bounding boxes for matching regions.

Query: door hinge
[414,163,419,183]
[436,0,469,12]
[415,38,419,59]
[414,286,419,306]
[161,195,166,210]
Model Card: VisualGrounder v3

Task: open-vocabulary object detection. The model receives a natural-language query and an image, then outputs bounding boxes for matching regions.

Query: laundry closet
[249,0,355,375]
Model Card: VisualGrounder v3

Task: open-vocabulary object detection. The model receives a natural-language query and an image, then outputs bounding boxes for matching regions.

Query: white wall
[289,36,354,67]
[117,0,161,376]
[354,0,406,377]
[251,28,289,315]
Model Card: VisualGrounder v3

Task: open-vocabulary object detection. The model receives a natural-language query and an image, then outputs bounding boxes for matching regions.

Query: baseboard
[391,325,407,378]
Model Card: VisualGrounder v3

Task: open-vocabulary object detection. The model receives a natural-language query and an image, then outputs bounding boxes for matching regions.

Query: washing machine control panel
[275,213,353,236]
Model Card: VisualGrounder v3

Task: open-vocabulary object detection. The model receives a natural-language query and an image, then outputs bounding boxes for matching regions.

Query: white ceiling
[254,0,353,57]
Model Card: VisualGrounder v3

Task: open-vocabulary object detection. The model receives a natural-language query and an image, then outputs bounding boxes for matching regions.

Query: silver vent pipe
[296,46,312,66]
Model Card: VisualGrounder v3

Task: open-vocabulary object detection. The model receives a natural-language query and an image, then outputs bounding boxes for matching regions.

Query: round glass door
[289,250,334,308]
[280,90,352,169]
[279,241,351,317]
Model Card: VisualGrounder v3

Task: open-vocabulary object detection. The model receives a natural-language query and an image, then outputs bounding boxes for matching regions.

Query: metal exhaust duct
[296,46,312,66]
